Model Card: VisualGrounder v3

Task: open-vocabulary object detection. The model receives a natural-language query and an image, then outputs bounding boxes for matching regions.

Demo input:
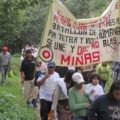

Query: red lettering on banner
[91,41,99,49]
[75,56,84,65]
[84,53,92,64]
[92,51,100,62]
[54,15,59,22]
[73,22,87,30]
[77,46,90,55]
[71,56,75,66]
[54,11,71,27]
[61,54,70,65]
[61,51,100,66]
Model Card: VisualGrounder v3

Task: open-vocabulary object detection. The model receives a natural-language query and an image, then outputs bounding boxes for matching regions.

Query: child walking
[85,73,104,102]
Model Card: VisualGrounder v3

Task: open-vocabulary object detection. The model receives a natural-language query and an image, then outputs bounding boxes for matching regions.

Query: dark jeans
[40,99,52,120]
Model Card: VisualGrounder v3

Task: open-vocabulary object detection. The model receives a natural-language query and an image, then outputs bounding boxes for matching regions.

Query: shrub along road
[0,57,39,120]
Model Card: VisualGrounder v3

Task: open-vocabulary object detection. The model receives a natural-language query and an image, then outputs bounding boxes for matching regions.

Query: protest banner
[39,0,120,66]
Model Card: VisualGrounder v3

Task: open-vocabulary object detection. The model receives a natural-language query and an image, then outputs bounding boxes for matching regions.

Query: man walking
[0,47,11,85]
[37,61,60,120]
[20,49,37,107]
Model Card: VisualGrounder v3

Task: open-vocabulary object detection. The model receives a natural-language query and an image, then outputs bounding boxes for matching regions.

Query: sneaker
[31,99,38,108]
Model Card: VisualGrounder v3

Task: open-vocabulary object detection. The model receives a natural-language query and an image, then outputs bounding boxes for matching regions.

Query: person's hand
[50,110,55,120]
[44,73,50,80]
[21,76,25,84]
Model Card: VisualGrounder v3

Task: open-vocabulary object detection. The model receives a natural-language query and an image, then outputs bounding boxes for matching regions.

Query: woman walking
[68,72,89,120]
[51,70,75,120]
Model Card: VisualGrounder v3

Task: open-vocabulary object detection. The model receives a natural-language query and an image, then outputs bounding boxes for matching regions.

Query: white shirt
[85,83,104,102]
[37,72,60,101]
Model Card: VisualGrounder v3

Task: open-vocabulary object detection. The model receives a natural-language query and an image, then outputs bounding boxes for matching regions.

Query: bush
[0,91,37,120]
[12,53,21,58]
[11,56,21,76]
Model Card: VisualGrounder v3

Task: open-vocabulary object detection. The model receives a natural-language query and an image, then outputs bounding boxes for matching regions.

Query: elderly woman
[51,70,75,120]
[68,72,89,120]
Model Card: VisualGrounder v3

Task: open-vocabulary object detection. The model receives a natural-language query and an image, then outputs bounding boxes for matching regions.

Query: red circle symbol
[39,46,53,62]
[42,50,50,59]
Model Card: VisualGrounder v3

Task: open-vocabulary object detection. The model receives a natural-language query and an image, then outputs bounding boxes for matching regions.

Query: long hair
[108,80,120,100]
[64,70,75,89]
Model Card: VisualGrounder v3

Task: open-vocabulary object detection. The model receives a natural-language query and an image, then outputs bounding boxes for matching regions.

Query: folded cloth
[56,78,68,97]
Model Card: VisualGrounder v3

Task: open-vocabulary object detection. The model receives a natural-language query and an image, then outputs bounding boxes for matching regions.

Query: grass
[0,56,38,119]
[0,57,24,105]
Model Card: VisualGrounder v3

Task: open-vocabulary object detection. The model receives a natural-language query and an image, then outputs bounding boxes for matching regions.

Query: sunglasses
[48,66,55,68]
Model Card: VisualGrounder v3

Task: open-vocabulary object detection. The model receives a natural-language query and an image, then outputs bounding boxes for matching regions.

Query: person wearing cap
[20,49,37,107]
[68,72,89,120]
[0,46,11,84]
[37,61,60,120]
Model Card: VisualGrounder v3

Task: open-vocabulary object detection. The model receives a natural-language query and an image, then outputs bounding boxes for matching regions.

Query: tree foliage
[0,0,112,52]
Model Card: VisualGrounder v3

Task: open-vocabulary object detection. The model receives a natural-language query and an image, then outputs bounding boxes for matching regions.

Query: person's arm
[43,63,47,73]
[68,89,89,111]
[51,84,60,111]
[20,61,25,83]
[37,73,49,86]
[20,72,25,83]
[51,84,60,119]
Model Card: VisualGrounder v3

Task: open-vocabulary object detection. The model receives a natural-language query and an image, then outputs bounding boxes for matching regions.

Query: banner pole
[38,0,53,59]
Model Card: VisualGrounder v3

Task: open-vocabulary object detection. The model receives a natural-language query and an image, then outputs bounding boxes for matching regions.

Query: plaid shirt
[111,62,120,81]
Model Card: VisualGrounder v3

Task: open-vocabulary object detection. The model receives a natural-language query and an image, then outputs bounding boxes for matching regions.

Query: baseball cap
[47,62,56,68]
[72,72,84,84]
[2,47,8,51]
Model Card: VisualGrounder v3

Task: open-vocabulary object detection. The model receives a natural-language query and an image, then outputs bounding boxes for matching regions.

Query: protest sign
[39,0,120,66]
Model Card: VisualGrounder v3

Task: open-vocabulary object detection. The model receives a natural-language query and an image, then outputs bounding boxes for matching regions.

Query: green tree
[64,0,91,18]
[90,0,112,17]
[20,1,50,45]
[0,0,112,52]
[0,0,42,51]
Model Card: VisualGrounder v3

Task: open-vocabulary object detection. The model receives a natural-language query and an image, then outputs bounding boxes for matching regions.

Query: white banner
[39,0,120,66]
